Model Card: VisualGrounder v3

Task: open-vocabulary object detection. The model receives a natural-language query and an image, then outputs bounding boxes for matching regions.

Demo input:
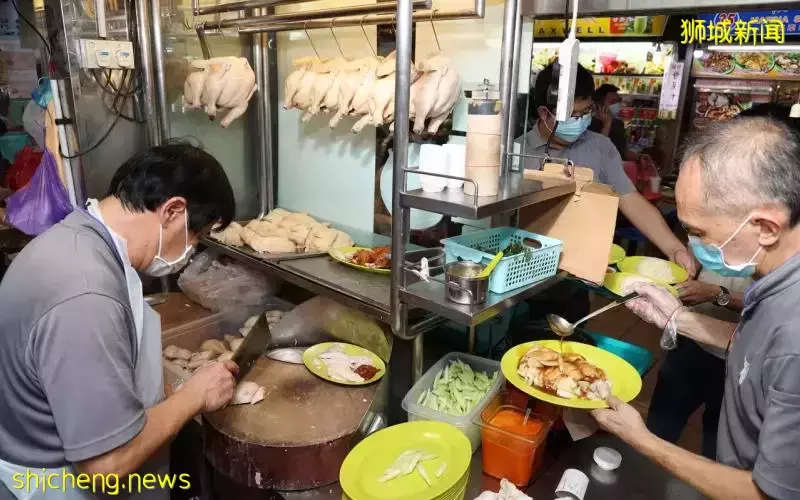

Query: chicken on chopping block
[183,56,257,128]
[408,53,462,135]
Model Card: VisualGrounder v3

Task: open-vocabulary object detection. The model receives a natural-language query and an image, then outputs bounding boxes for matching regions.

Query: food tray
[204,236,329,262]
[441,227,562,294]
[401,352,504,453]
[161,297,295,389]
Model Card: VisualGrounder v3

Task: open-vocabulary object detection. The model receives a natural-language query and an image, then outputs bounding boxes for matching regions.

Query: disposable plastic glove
[626,283,685,350]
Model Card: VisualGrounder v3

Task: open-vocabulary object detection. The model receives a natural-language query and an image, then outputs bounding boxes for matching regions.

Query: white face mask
[144,210,195,277]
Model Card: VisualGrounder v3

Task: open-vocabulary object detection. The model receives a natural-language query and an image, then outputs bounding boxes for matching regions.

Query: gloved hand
[626,283,685,350]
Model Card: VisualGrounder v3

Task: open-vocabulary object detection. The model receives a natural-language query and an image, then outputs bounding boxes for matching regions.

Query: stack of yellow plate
[340,421,472,500]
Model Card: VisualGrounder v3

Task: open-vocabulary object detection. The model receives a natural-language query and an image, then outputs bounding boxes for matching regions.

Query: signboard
[659,62,684,119]
[533,16,667,38]
[696,10,800,35]
[693,51,800,80]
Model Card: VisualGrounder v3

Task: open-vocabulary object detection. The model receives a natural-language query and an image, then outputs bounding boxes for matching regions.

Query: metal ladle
[547,292,640,337]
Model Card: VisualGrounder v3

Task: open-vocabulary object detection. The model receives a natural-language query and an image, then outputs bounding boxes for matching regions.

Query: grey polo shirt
[717,252,800,499]
[0,210,144,468]
[517,125,635,196]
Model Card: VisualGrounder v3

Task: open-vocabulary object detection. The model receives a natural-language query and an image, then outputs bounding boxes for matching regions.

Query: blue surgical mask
[608,103,621,118]
[688,216,762,278]
[546,113,592,143]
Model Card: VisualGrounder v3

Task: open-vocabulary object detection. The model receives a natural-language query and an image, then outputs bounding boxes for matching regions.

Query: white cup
[650,176,661,193]
[443,143,466,189]
[419,144,447,193]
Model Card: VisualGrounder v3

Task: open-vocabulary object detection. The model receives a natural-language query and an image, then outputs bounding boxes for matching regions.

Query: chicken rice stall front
[124,0,795,496]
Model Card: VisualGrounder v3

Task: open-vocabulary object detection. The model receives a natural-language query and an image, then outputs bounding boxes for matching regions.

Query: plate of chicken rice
[303,342,386,385]
[501,340,642,409]
[329,246,391,275]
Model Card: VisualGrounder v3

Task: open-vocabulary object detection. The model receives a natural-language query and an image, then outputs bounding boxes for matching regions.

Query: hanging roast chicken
[282,51,461,135]
[184,56,257,128]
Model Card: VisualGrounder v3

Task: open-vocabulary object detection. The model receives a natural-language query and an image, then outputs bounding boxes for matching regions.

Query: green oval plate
[340,421,471,500]
[501,340,642,410]
[329,246,391,275]
[303,342,386,386]
[617,256,688,284]
[604,271,679,297]
[608,244,626,265]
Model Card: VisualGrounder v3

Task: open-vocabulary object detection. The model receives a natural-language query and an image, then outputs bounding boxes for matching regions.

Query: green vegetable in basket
[416,360,498,416]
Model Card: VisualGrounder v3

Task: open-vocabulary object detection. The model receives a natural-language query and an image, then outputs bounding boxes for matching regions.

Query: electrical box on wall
[78,40,135,69]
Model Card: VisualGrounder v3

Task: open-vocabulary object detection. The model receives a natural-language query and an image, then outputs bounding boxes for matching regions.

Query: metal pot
[445,261,489,305]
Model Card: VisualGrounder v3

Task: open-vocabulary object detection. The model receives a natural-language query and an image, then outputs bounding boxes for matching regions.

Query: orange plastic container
[475,391,553,487]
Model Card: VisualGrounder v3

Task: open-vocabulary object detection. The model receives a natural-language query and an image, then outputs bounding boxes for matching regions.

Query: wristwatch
[714,286,731,307]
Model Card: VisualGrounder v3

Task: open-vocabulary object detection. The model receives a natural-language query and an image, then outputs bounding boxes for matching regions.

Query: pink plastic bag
[6,149,73,236]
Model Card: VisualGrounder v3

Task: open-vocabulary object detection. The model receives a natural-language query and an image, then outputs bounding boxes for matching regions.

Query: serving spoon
[547,292,640,338]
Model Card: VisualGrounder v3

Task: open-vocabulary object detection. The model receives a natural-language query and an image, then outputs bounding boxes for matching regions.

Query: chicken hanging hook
[430,9,441,52]
[304,21,320,59]
[330,18,344,58]
[360,15,376,57]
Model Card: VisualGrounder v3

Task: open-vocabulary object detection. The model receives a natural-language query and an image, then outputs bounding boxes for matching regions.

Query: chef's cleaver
[231,313,273,381]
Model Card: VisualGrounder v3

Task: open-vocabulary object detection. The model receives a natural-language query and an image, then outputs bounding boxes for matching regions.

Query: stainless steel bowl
[444,261,489,305]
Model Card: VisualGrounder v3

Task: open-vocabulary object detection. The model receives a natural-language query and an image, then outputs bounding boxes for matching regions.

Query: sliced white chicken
[231,381,266,405]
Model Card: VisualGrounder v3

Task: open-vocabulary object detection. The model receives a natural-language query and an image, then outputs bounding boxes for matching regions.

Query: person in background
[593,117,800,500]
[514,63,697,327]
[590,84,630,160]
[647,271,749,459]
[0,141,238,499]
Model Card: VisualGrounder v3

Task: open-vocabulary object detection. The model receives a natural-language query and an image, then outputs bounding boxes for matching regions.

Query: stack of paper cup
[464,97,501,197]
[443,143,466,189]
[419,144,448,193]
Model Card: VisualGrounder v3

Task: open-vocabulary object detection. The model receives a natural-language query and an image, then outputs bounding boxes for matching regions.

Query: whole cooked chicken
[210,221,244,247]
[183,56,257,128]
[409,53,462,134]
[517,346,611,400]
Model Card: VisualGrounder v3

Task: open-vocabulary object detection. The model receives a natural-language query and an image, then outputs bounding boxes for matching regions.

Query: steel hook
[304,20,320,59]
[330,18,344,58]
[360,15,376,56]
[430,9,441,52]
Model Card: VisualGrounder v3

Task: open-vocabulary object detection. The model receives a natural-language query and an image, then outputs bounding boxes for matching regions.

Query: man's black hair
[106,139,235,233]
[530,63,596,114]
[593,84,620,105]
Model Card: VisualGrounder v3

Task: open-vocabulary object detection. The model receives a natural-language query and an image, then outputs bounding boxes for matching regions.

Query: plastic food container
[475,391,553,487]
[402,352,504,453]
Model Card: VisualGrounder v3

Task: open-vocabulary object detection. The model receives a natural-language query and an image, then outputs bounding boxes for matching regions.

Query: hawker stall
[12,0,790,497]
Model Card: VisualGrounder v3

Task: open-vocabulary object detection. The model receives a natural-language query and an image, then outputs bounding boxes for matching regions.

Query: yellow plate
[608,244,626,265]
[617,256,688,284]
[604,271,679,297]
[501,340,642,409]
[303,342,386,386]
[339,421,471,500]
[329,246,391,275]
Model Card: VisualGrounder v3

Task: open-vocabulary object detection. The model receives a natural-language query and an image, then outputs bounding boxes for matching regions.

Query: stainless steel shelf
[400,271,568,326]
[400,173,574,220]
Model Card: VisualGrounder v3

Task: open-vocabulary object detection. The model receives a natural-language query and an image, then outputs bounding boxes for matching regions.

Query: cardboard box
[519,164,619,285]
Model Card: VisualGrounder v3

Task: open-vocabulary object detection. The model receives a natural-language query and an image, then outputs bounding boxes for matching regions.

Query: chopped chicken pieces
[517,346,612,400]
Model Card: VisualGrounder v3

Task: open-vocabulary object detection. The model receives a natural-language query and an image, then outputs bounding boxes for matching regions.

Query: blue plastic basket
[441,227,562,294]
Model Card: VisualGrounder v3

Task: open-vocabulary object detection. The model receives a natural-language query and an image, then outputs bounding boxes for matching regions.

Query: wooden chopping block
[203,356,378,491]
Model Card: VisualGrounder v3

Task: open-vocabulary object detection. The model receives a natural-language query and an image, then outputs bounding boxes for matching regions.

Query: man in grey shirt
[518,63,694,273]
[0,142,238,498]
[594,117,800,499]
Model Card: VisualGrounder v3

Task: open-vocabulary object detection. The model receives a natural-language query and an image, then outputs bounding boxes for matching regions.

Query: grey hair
[680,117,800,226]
